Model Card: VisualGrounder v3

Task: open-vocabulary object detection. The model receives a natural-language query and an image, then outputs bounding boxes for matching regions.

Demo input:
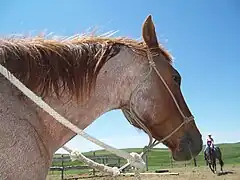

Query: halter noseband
[122,50,194,154]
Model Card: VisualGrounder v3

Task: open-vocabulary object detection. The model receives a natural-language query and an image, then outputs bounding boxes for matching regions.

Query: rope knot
[184,116,194,123]
[68,148,121,177]
[143,146,149,153]
[127,152,146,170]
[111,167,121,176]
[149,60,156,67]
[70,150,81,161]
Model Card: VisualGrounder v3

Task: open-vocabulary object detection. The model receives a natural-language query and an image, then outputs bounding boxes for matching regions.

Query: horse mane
[0,34,172,101]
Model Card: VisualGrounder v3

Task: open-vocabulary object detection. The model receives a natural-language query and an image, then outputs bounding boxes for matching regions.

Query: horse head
[122,15,203,161]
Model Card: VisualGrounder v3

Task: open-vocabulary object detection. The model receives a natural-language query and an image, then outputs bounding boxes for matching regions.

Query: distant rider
[206,134,214,150]
[204,134,215,162]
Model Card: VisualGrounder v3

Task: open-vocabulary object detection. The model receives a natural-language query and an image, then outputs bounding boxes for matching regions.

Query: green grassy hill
[53,142,240,169]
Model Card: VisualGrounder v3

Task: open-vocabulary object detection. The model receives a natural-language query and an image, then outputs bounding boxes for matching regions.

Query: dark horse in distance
[204,144,224,173]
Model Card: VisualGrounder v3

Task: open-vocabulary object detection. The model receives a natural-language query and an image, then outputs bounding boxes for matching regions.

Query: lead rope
[62,146,121,176]
[0,64,145,178]
[0,48,194,179]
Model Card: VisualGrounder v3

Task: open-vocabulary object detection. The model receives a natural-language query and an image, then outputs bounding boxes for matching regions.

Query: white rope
[62,145,146,177]
[0,49,193,179]
[62,146,121,176]
[0,64,145,173]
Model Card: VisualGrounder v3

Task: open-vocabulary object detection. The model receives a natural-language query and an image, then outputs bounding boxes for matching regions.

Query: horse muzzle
[173,131,203,161]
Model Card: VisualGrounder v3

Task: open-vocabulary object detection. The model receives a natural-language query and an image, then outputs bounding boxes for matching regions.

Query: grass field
[48,142,240,179]
[52,142,240,167]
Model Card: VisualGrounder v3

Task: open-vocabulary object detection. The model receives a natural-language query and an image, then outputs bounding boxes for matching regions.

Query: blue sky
[1,0,239,153]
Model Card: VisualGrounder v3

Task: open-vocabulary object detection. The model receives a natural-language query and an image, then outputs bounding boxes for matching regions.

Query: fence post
[193,157,197,167]
[169,154,173,168]
[61,154,64,180]
[106,157,108,164]
[118,157,121,167]
[145,153,149,171]
[93,151,96,176]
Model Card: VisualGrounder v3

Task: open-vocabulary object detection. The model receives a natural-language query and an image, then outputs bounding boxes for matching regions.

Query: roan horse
[205,146,224,173]
[0,15,202,180]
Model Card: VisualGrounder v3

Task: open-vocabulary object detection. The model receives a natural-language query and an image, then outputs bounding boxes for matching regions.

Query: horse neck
[31,46,146,155]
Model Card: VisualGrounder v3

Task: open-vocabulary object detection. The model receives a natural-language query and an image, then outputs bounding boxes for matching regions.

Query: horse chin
[162,144,192,161]
[163,132,203,161]
[173,142,202,161]
[172,150,193,161]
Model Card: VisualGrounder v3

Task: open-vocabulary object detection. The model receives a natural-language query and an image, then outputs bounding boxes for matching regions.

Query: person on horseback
[203,134,224,172]
[204,133,215,163]
[207,134,214,149]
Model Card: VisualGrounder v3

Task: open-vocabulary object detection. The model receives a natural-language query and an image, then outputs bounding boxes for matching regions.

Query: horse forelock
[0,34,172,101]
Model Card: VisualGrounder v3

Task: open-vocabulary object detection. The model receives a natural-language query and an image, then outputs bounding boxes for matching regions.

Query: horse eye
[173,75,181,86]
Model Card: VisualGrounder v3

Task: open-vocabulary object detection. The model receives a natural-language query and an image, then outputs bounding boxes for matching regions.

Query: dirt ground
[47,165,240,180]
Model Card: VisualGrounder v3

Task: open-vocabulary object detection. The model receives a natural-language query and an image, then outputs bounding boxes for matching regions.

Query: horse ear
[142,15,160,53]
